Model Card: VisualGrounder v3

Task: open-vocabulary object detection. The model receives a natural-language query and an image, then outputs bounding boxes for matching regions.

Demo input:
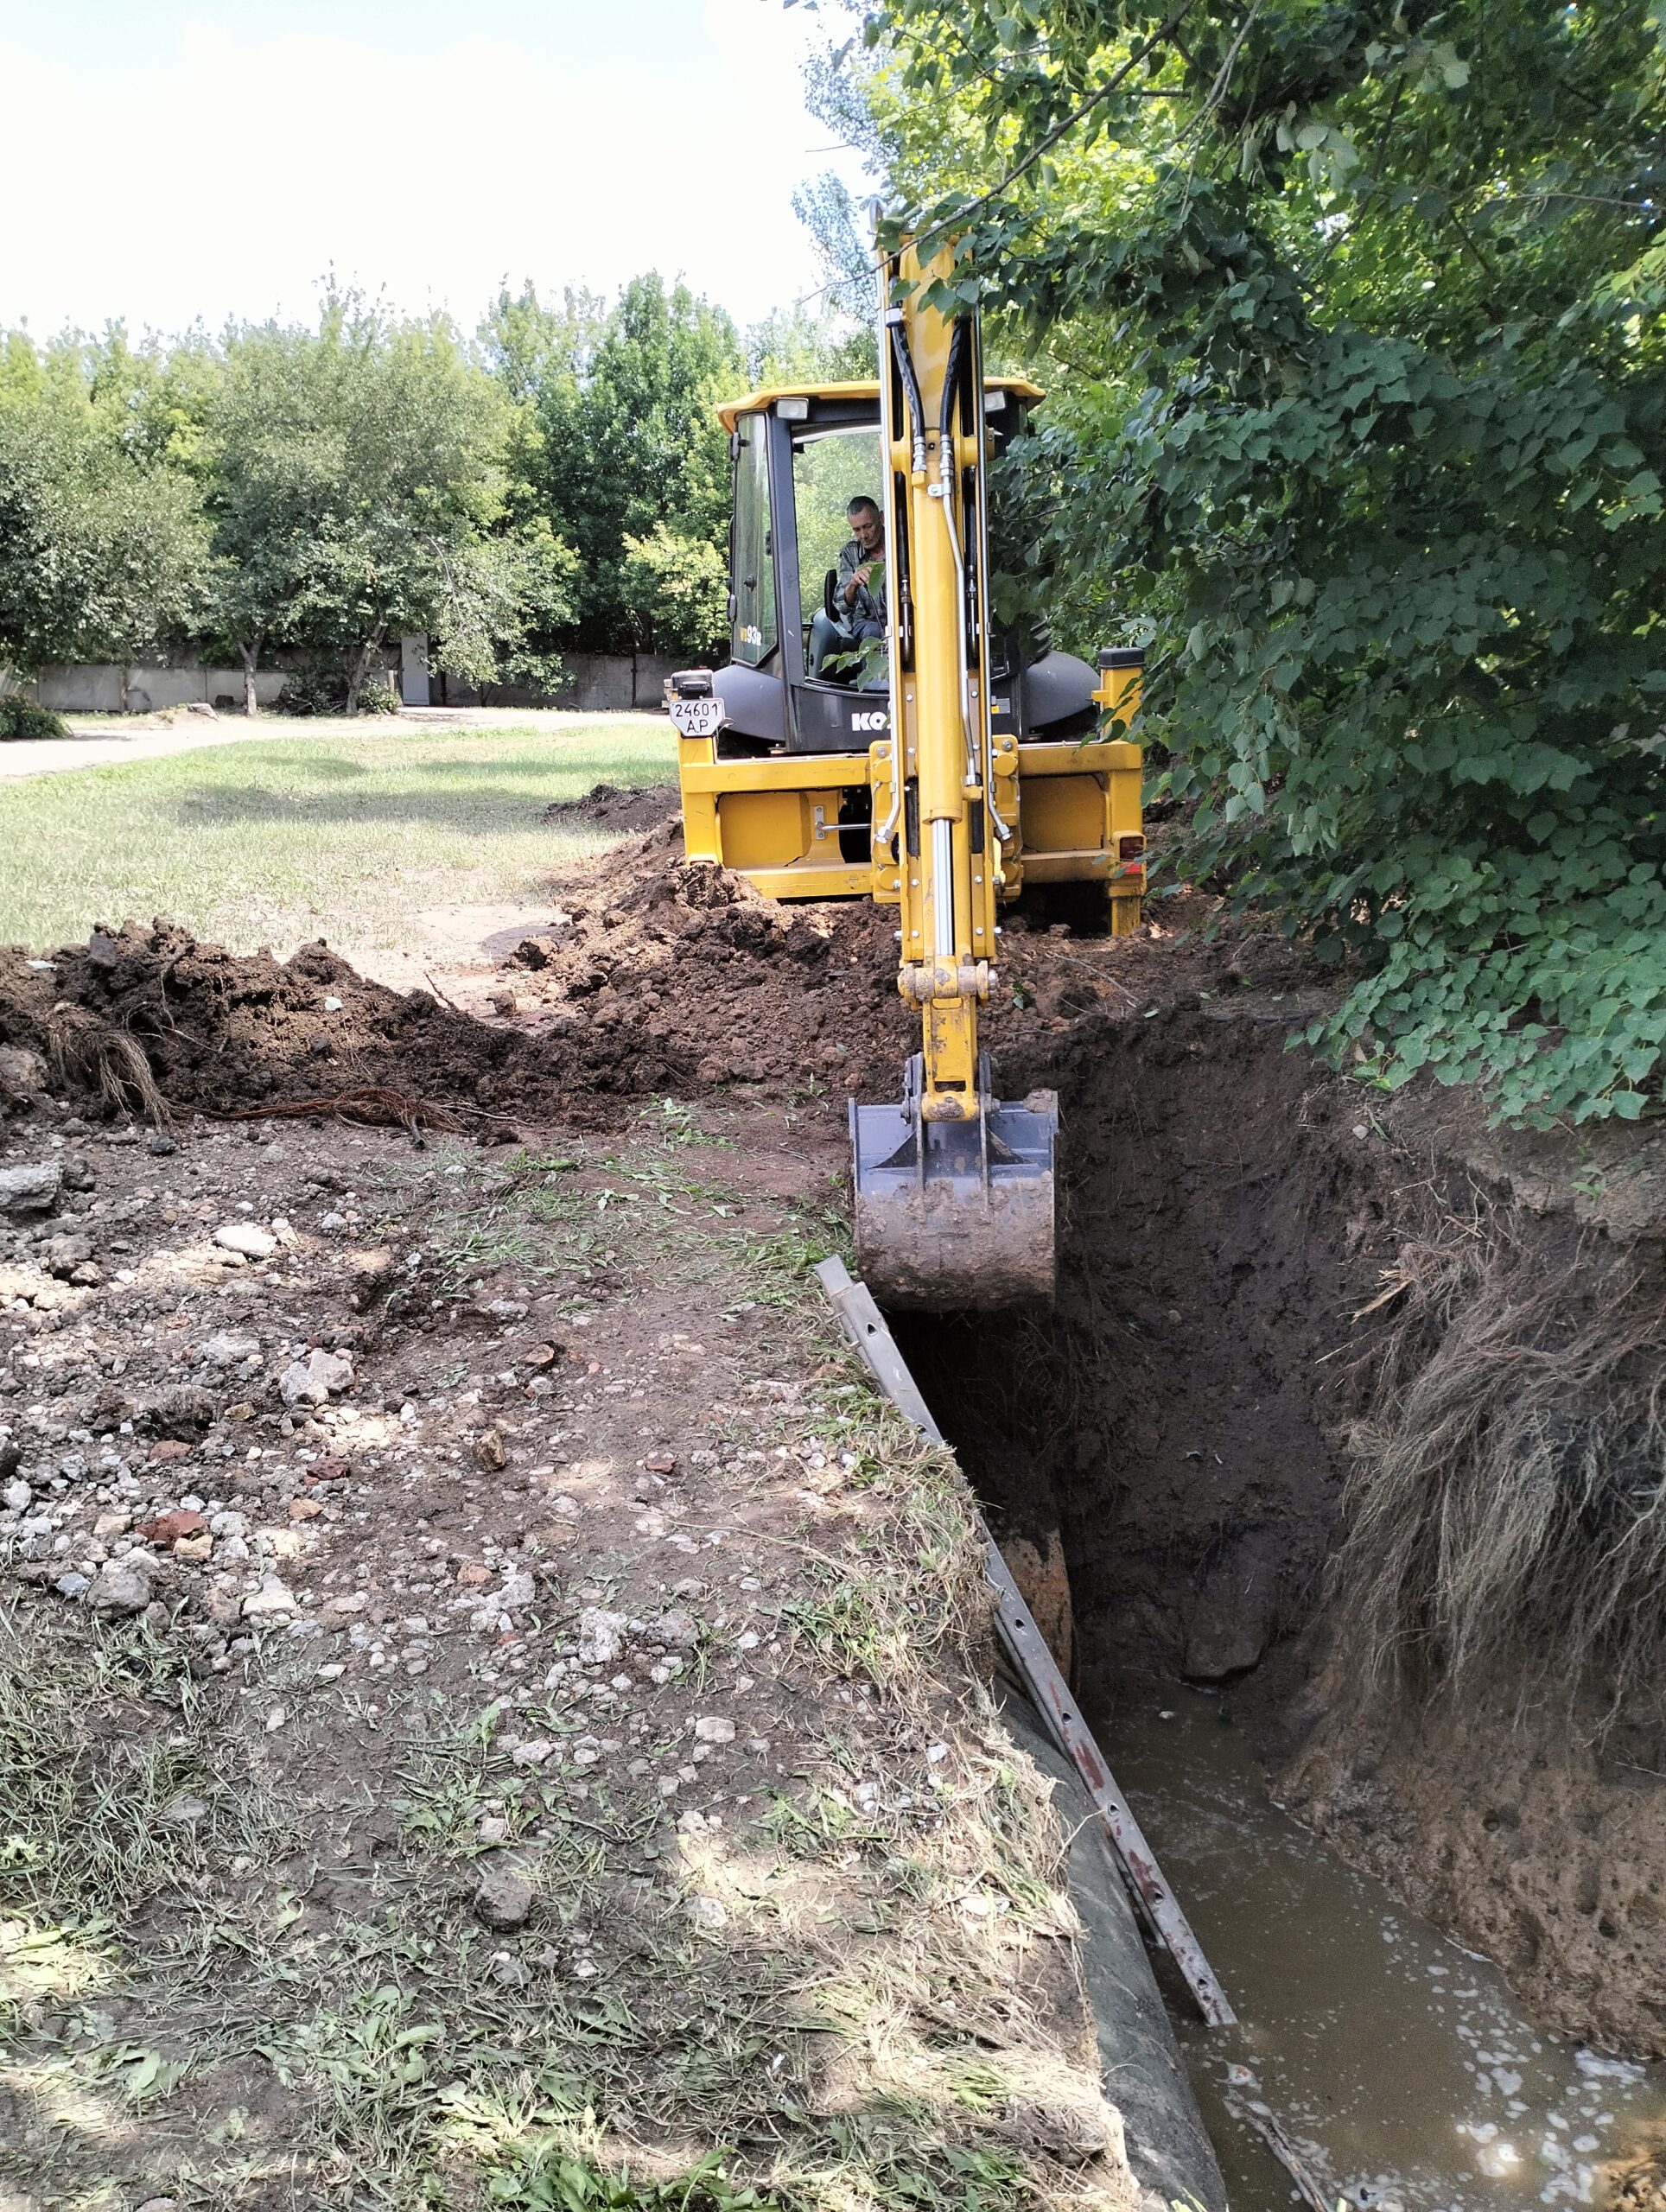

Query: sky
[0,0,870,342]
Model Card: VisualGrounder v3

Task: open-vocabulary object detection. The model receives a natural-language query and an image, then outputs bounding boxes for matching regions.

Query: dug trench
[6,804,1666,2199]
[892,984,1666,2078]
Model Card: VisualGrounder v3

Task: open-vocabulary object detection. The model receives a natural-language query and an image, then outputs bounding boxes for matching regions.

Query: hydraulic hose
[934,319,980,792]
[887,313,929,478]
[874,306,927,858]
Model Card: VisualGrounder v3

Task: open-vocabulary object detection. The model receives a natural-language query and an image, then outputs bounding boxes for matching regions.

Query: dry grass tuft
[1330,1195,1666,1732]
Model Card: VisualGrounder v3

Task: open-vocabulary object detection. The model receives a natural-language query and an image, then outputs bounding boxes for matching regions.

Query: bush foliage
[0,697,68,741]
[861,0,1665,1126]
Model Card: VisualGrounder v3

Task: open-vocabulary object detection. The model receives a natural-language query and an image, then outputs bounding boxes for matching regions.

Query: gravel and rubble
[0,1083,1148,2212]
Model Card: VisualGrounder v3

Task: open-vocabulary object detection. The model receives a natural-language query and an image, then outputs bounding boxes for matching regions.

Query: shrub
[353,674,402,715]
[276,669,346,716]
[0,698,69,741]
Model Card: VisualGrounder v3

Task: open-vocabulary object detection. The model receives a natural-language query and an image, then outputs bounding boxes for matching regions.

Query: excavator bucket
[850,1058,1058,1311]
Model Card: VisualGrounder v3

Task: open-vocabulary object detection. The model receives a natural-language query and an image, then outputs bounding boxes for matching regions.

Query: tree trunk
[344,631,382,717]
[240,633,264,718]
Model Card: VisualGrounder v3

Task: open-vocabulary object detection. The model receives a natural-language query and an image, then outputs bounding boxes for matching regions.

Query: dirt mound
[540,779,682,834]
[0,822,918,1129]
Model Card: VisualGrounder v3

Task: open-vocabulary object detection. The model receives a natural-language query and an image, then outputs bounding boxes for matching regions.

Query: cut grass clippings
[0,718,677,961]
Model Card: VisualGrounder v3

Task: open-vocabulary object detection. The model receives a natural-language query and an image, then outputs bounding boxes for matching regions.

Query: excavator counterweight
[667,231,1146,1311]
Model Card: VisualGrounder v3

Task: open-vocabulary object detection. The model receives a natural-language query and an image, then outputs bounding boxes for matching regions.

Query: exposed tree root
[44,1007,170,1129]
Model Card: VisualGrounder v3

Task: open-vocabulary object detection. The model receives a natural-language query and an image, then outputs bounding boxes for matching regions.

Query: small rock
[650,1609,697,1649]
[157,1796,207,1825]
[214,1223,277,1259]
[242,1575,297,1619]
[149,1440,194,1465]
[279,1347,353,1408]
[509,1737,554,1765]
[455,1561,493,1587]
[225,1402,256,1423]
[288,1497,324,1522]
[0,1045,48,1096]
[148,1133,176,1156]
[498,1567,534,1611]
[5,1478,33,1513]
[0,1162,62,1216]
[319,1210,347,1231]
[490,1954,531,1987]
[685,1894,728,1930]
[45,1231,94,1276]
[265,1705,288,1732]
[86,1561,152,1614]
[486,1298,527,1320]
[201,1330,261,1368]
[322,995,343,1013]
[173,1531,213,1563]
[643,1452,677,1475]
[54,1571,91,1599]
[93,1510,130,1538]
[576,1605,627,1665]
[694,1715,735,1745]
[474,1859,536,1932]
[475,1427,506,1472]
[137,1508,206,1546]
[477,1815,509,1844]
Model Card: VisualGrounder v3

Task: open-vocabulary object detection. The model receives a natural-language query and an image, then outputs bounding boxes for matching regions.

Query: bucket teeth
[849,1062,1058,1311]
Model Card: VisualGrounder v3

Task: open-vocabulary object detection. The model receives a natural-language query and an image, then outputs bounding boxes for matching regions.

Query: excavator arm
[850,238,1061,1309]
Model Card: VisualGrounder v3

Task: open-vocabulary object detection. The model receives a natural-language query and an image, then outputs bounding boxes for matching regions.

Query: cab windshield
[792,423,885,687]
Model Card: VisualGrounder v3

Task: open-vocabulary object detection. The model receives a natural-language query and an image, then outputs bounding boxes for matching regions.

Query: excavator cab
[669,243,1146,1311]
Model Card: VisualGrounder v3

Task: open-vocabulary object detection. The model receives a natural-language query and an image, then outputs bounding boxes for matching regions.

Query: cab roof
[715,376,1046,434]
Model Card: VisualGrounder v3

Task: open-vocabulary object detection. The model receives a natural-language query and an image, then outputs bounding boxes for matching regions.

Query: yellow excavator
[667,238,1145,1311]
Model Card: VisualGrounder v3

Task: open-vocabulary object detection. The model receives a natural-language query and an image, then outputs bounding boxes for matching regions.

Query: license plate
[670,697,724,738]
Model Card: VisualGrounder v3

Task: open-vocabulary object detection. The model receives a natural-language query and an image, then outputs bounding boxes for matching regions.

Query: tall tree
[0,380,207,699]
[508,273,744,657]
[205,300,575,712]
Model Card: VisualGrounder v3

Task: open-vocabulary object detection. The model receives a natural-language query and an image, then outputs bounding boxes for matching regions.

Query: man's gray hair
[846,495,881,520]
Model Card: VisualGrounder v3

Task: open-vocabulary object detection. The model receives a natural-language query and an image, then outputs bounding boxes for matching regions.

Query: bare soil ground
[3,785,1664,2206]
[0,798,1160,2212]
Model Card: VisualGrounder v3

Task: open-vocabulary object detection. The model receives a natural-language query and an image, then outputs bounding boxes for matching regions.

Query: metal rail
[815,1255,1237,2030]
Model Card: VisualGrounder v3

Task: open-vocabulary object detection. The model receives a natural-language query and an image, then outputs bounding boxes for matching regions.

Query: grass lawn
[0,717,677,961]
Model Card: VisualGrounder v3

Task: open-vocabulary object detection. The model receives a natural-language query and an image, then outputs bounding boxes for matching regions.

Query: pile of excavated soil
[540,779,683,834]
[0,822,920,1130]
[0,808,1283,1137]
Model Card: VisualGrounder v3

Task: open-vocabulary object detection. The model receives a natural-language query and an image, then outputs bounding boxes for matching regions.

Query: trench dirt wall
[900,997,1666,2061]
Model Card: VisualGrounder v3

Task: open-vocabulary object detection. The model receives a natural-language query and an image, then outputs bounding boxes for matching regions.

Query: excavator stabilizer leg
[850,1058,1058,1311]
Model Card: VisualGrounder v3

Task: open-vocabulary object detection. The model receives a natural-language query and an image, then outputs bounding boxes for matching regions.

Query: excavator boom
[849,238,1059,1308]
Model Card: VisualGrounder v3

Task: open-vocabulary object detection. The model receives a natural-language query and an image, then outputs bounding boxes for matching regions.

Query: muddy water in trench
[1091,1680,1666,2212]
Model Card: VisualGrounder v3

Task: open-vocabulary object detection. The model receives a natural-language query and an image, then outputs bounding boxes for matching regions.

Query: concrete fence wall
[4,645,679,717]
[475,652,681,714]
[16,665,290,714]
